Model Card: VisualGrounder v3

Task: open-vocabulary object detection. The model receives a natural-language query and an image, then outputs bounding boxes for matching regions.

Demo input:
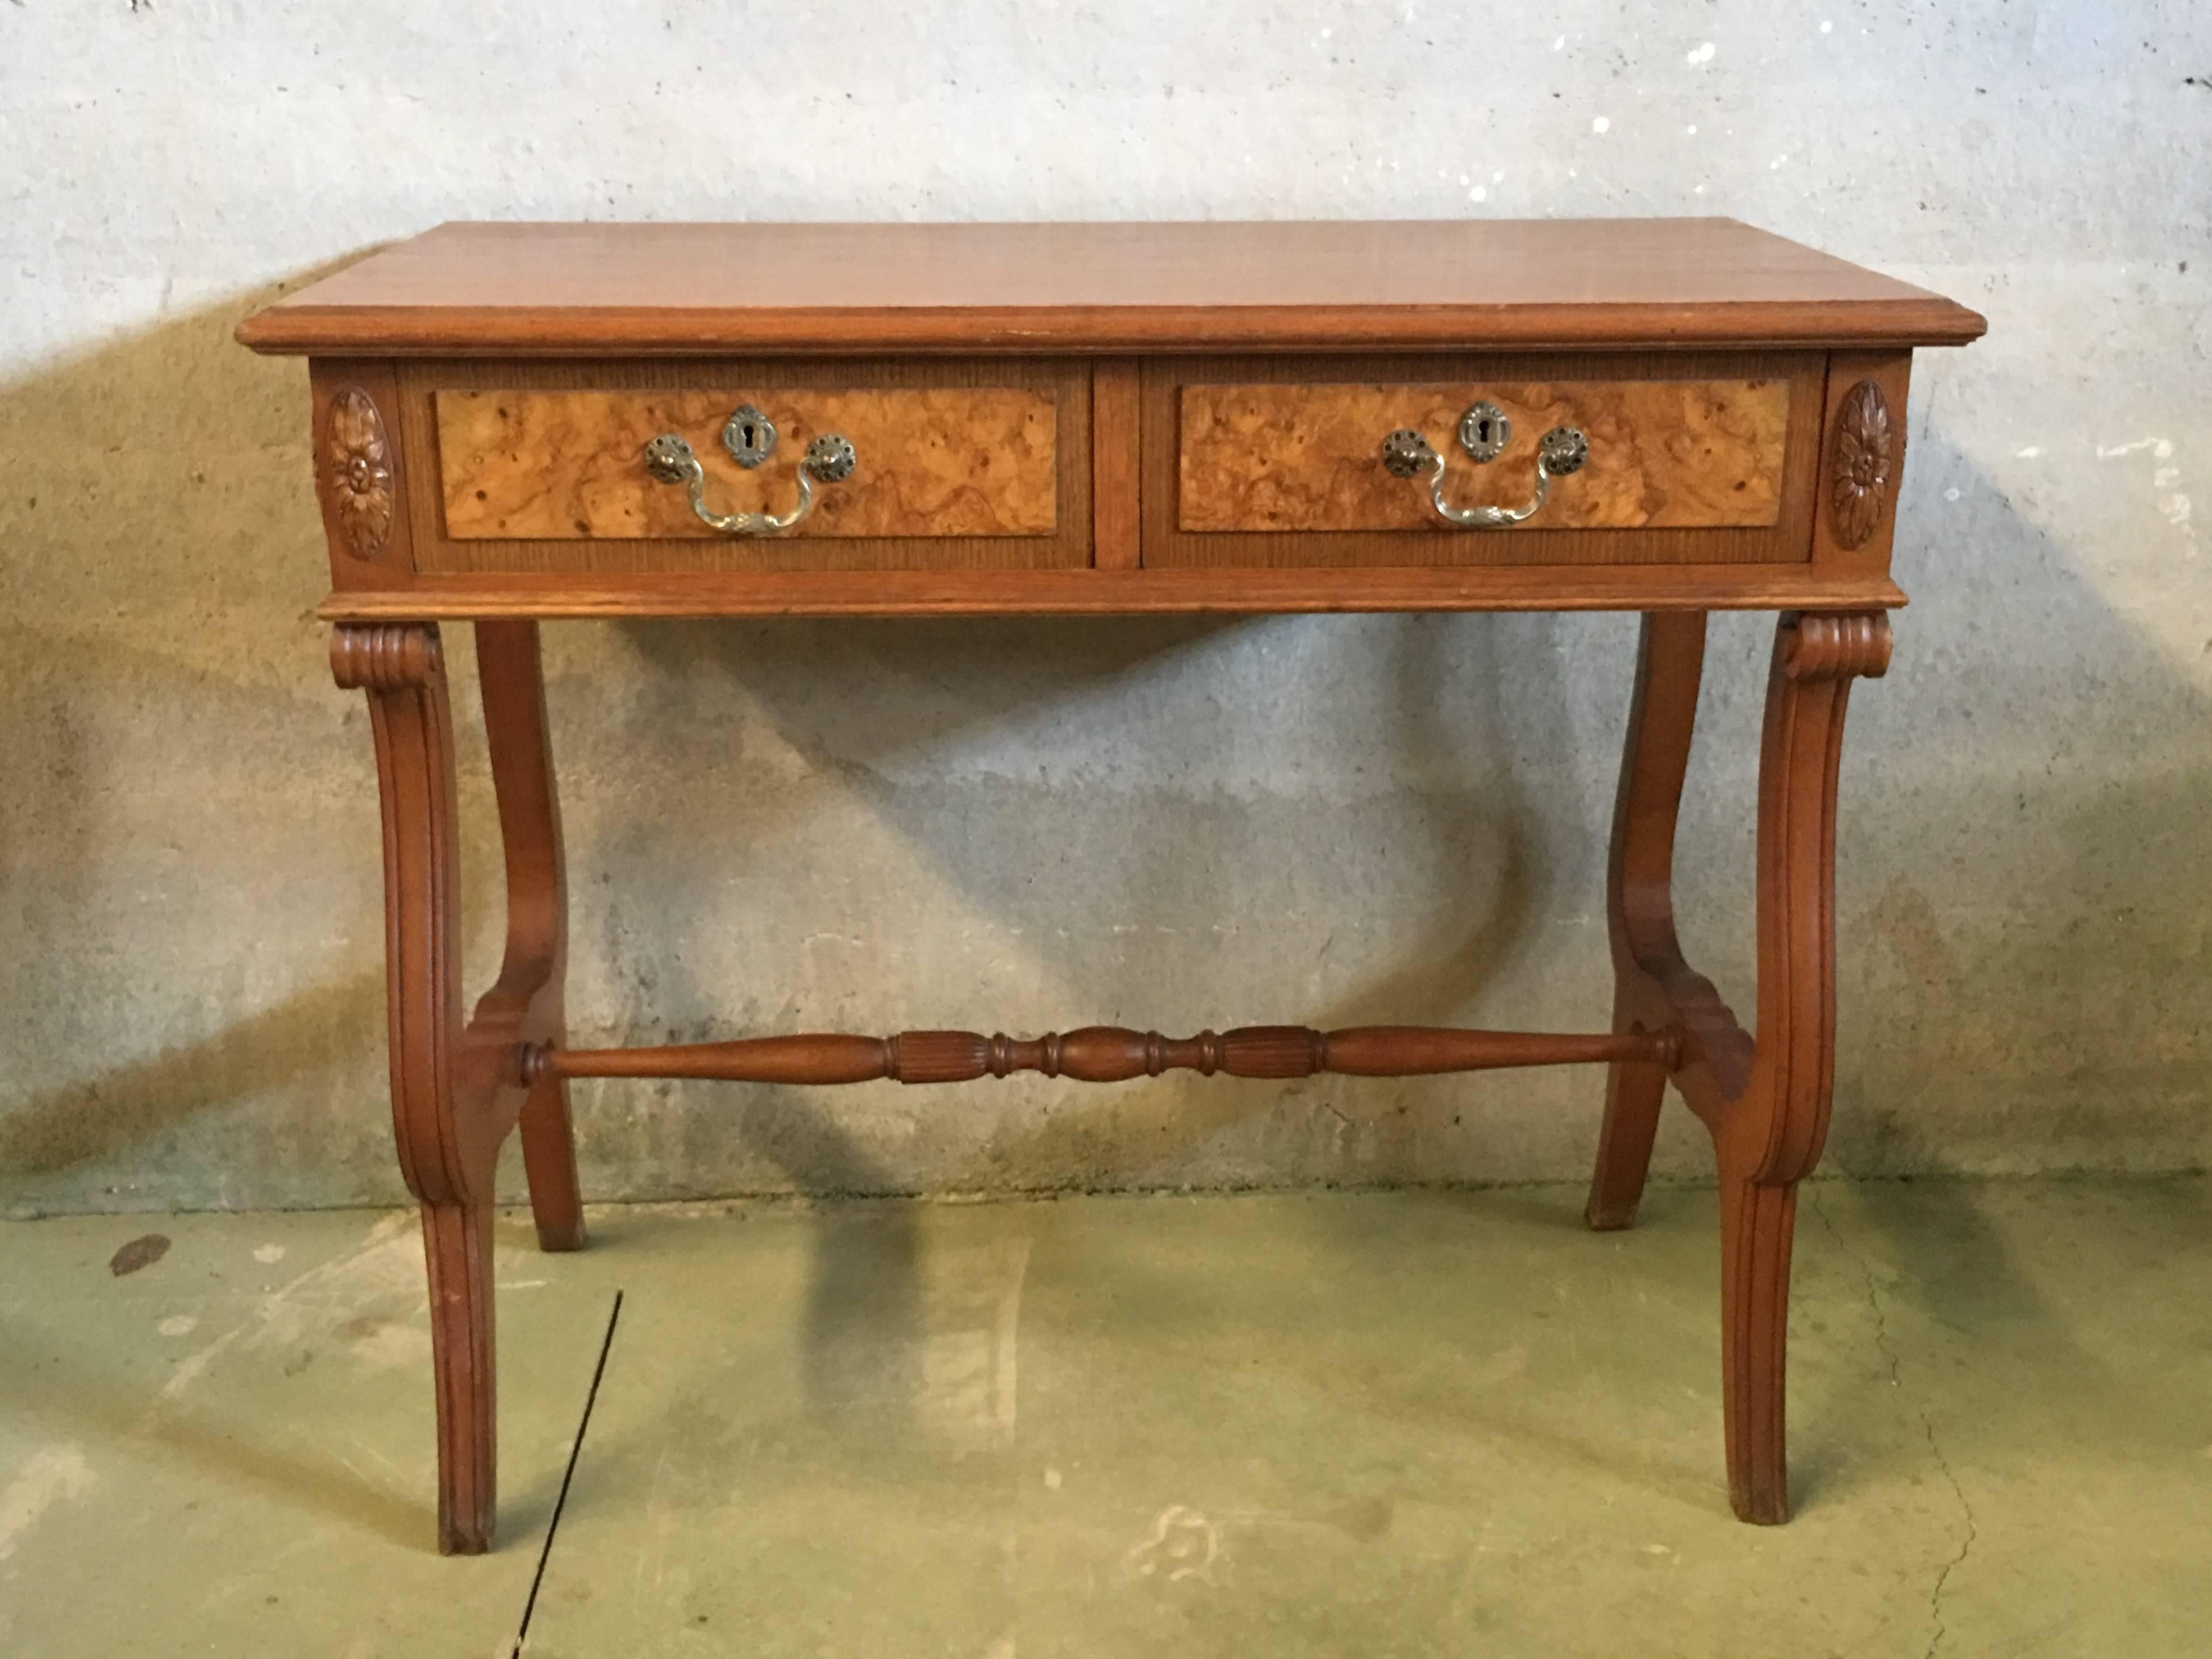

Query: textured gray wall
[2,3,2207,1215]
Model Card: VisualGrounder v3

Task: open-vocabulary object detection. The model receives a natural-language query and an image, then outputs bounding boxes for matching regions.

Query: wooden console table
[238,219,1983,1553]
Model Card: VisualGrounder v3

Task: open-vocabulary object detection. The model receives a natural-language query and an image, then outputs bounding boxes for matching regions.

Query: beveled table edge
[239,298,1986,356]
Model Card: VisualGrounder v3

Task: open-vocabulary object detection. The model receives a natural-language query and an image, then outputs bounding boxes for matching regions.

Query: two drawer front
[409,361,1090,572]
[400,355,1823,575]
[1151,354,1826,567]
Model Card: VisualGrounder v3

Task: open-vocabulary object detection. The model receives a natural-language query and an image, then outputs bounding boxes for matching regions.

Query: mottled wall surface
[2,3,2207,1214]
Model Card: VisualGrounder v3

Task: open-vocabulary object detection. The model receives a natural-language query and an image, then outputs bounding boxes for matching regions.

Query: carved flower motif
[1828,379,1894,550]
[326,387,394,558]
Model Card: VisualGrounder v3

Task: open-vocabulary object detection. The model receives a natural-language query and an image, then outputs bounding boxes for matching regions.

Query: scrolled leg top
[1781,612,1892,683]
[331,622,444,691]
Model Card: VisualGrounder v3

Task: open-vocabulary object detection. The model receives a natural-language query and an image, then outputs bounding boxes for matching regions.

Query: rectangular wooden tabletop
[236,218,1985,357]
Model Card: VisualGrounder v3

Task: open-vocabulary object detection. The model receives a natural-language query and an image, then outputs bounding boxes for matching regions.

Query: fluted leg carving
[1717,609,1891,1523]
[1719,1174,1797,1523]
[334,622,498,1554]
[1730,611,1891,1187]
[419,1196,497,1553]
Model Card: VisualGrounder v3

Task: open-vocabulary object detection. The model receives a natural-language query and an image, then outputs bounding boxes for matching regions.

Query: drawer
[1145,354,1826,567]
[396,360,1093,573]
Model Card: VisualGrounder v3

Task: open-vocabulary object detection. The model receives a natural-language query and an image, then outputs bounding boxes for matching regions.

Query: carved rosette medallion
[326,386,395,559]
[1827,379,1894,550]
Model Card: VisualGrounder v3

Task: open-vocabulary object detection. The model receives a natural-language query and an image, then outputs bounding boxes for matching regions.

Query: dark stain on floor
[108,1232,170,1276]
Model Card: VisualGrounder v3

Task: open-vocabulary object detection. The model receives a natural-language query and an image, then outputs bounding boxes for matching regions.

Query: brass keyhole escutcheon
[1457,401,1511,463]
[721,405,777,469]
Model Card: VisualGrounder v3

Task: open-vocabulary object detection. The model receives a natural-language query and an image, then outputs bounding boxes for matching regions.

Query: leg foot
[422,1198,498,1554]
[1718,1174,1797,1524]
[1586,1015,1668,1230]
[518,1072,587,1252]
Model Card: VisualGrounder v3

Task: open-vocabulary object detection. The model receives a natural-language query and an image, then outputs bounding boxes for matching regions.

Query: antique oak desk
[237,220,1984,1553]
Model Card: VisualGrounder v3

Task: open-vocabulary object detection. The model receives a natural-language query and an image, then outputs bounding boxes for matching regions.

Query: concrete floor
[0,1180,2205,1656]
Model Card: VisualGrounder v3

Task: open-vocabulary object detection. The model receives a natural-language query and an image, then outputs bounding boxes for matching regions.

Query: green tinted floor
[1,1179,2206,1656]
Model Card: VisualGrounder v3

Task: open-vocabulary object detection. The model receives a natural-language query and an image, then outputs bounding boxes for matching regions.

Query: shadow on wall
[1817,427,2212,1178]
[0,964,380,1180]
[562,607,1565,1196]
[1,292,2209,1216]
[0,278,449,1215]
[620,609,1555,1026]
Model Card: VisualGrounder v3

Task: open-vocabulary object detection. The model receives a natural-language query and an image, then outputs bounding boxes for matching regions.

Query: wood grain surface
[252,218,1988,1548]
[396,357,1092,574]
[1090,360,1143,568]
[438,385,1057,539]
[1144,351,1824,569]
[1178,377,1790,532]
[236,219,1988,355]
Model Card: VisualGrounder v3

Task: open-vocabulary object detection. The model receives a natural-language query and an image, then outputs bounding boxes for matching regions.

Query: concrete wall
[2,2,2207,1215]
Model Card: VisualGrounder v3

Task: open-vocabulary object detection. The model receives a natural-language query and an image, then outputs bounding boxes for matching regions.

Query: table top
[237,218,1985,357]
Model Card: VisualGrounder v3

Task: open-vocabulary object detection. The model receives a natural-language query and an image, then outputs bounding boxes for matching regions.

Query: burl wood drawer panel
[1145,353,1826,568]
[398,359,1092,573]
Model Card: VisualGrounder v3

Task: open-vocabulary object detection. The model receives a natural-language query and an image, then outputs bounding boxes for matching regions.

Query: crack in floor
[1919,1408,1978,1658]
[1808,1184,1976,1658]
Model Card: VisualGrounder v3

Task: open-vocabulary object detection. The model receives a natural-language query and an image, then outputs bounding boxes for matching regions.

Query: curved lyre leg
[333,623,497,1555]
[1586,612,1706,1230]
[1718,610,1892,1523]
[476,621,586,1253]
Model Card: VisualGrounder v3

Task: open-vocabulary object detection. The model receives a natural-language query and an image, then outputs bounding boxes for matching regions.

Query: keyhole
[722,405,777,468]
[1457,400,1512,463]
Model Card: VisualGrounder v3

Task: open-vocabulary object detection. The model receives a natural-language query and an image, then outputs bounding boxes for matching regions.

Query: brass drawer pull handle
[1380,406,1589,529]
[641,427,858,536]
